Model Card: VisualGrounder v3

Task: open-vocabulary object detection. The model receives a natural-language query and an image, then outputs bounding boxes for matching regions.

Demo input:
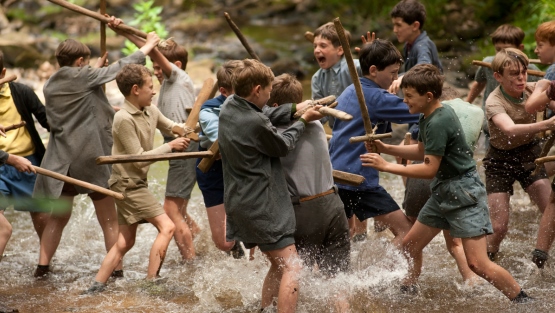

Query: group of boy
[4,0,555,311]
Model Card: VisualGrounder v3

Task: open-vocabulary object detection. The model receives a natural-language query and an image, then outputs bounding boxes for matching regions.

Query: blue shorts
[338,186,400,221]
[0,154,40,212]
[418,170,493,238]
[195,148,224,208]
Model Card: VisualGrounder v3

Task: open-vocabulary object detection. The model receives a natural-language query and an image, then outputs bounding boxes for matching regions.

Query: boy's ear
[271,103,278,108]
[131,84,139,95]
[493,71,503,83]
[411,21,420,32]
[174,60,183,69]
[0,68,6,79]
[426,91,434,101]
[337,45,344,56]
[518,44,525,51]
[369,65,378,76]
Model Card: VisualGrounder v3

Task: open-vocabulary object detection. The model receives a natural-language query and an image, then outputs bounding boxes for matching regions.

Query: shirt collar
[122,99,149,116]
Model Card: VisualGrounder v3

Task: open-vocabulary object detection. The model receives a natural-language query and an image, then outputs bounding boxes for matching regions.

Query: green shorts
[418,170,493,238]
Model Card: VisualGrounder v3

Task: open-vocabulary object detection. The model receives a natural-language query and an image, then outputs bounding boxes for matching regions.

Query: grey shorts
[243,234,295,253]
[418,170,493,238]
[164,138,198,199]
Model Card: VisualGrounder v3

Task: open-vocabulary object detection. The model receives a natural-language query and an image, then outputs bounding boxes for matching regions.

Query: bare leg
[462,235,521,299]
[442,230,480,283]
[0,212,12,261]
[179,198,200,238]
[261,244,302,313]
[144,213,175,279]
[205,204,235,251]
[353,219,367,236]
[373,210,413,248]
[163,196,195,260]
[402,221,441,286]
[95,224,137,284]
[92,196,121,270]
[261,253,283,309]
[486,192,510,255]
[38,196,73,266]
[536,192,555,252]
[30,212,49,240]
[525,178,551,214]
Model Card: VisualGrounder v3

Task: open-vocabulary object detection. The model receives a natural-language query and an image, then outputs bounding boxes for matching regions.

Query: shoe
[352,233,367,242]
[0,303,18,313]
[229,241,245,259]
[511,290,535,303]
[33,265,50,279]
[110,270,124,279]
[82,281,107,295]
[487,251,497,262]
[532,249,549,269]
[400,284,419,295]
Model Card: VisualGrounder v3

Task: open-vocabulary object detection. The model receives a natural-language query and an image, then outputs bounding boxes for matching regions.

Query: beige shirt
[486,83,536,150]
[111,100,177,179]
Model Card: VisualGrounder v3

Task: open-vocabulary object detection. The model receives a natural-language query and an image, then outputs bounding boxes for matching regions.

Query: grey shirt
[157,63,195,139]
[402,31,443,73]
[34,51,146,198]
[278,121,333,198]
[218,95,305,244]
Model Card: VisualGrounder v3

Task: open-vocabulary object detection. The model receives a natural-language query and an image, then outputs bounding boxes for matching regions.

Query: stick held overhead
[224,12,260,61]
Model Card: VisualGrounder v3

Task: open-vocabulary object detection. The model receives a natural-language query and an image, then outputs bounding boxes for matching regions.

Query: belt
[291,186,337,205]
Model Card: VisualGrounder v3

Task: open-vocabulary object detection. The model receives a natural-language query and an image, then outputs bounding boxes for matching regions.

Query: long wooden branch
[47,0,148,38]
[180,78,215,142]
[34,166,124,200]
[96,151,213,165]
[332,170,365,186]
[532,135,555,175]
[224,12,260,61]
[472,60,545,77]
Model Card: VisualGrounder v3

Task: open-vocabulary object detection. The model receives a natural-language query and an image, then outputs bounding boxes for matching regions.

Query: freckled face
[313,36,343,70]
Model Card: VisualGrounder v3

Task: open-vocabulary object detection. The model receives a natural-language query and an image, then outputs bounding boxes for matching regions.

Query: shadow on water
[2,134,555,311]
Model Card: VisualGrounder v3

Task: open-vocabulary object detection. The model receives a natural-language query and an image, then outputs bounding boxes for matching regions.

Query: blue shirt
[329,77,419,190]
[403,31,443,73]
[199,95,226,149]
[545,64,555,81]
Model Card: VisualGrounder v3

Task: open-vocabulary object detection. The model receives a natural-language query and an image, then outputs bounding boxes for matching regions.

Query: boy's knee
[492,223,508,236]
[0,221,13,238]
[163,222,176,237]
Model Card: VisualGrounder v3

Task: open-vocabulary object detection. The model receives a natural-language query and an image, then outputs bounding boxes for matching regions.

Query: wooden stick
[0,74,17,85]
[401,132,411,166]
[304,31,314,43]
[33,166,124,200]
[4,121,26,132]
[349,133,392,144]
[529,59,552,65]
[100,0,106,91]
[197,140,220,173]
[334,18,383,148]
[182,78,215,141]
[332,170,365,186]
[47,0,148,38]
[96,151,213,165]
[318,107,353,121]
[224,12,260,61]
[532,135,555,175]
[471,60,545,77]
[293,95,337,118]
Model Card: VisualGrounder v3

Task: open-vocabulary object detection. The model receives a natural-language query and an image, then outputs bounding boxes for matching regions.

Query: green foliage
[122,0,169,56]
[513,0,555,62]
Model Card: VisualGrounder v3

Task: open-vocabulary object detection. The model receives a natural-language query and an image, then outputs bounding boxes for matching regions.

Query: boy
[0,49,50,252]
[196,60,244,256]
[124,35,198,261]
[85,64,190,293]
[466,24,541,147]
[32,18,160,278]
[483,48,554,262]
[269,73,350,276]
[535,21,555,81]
[388,0,443,94]
[328,39,419,248]
[311,21,369,240]
[526,79,555,268]
[218,59,322,312]
[361,63,531,302]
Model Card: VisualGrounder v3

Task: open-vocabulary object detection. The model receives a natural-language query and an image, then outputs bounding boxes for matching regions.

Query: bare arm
[366,140,425,161]
[361,152,441,179]
[466,81,487,103]
[491,112,555,138]
[526,79,555,113]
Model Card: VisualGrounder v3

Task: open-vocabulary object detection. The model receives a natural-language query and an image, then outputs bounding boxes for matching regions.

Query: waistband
[291,185,338,205]
[432,168,477,186]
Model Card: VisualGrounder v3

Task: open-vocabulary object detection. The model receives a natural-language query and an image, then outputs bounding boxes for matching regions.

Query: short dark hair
[55,39,91,67]
[158,38,189,70]
[231,59,274,98]
[0,50,4,72]
[314,22,351,48]
[400,64,443,99]
[390,0,426,29]
[116,64,151,96]
[268,74,303,106]
[217,60,242,90]
[359,39,403,74]
[491,24,525,47]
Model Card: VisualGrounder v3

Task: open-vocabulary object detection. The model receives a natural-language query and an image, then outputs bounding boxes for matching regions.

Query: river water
[1,133,554,312]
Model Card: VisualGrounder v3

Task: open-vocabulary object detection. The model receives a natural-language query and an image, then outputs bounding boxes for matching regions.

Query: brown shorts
[108,177,164,225]
[483,141,547,195]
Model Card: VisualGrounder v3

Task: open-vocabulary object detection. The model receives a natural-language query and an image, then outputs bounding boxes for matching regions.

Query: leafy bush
[122,0,168,56]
